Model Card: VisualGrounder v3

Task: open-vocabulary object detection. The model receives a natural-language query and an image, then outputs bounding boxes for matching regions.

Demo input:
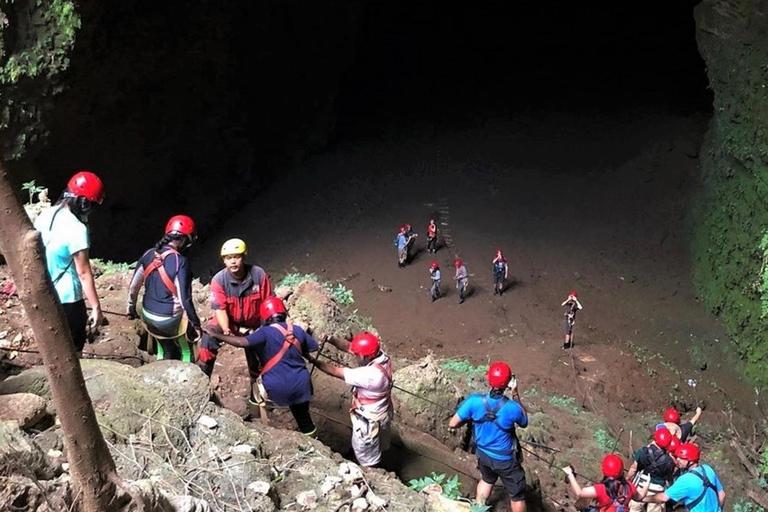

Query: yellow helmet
[221,238,247,257]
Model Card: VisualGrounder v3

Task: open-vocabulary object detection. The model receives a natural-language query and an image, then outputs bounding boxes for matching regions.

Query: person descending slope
[563,454,648,511]
[127,215,202,362]
[657,407,703,442]
[626,427,676,512]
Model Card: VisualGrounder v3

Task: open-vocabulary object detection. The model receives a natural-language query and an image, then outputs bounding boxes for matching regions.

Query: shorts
[351,412,391,467]
[62,299,88,352]
[476,450,526,502]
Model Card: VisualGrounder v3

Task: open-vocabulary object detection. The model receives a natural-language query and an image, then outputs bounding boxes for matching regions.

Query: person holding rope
[35,171,106,356]
[197,238,273,378]
[310,332,393,467]
[203,296,318,435]
[626,427,676,512]
[126,215,201,362]
[561,290,583,349]
[449,361,529,512]
[562,454,648,511]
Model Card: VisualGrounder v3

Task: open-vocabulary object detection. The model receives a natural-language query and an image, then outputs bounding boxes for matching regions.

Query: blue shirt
[432,269,441,281]
[665,464,723,512]
[245,322,318,406]
[34,207,89,304]
[457,393,527,460]
[396,233,407,250]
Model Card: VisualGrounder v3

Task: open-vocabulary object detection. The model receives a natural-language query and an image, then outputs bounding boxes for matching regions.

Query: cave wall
[10,0,365,262]
[692,0,768,385]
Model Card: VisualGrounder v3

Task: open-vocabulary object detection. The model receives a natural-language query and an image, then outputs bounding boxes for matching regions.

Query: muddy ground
[0,111,764,510]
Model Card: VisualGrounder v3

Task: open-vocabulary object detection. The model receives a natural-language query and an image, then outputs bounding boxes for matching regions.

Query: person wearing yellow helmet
[197,238,274,378]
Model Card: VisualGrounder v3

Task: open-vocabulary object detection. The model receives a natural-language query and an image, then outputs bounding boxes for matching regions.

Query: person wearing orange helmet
[562,454,648,511]
[34,171,106,355]
[561,290,583,349]
[454,258,469,304]
[127,215,202,362]
[626,427,677,512]
[657,406,703,442]
[492,249,509,296]
[429,261,441,302]
[310,332,393,466]
[449,362,529,512]
[197,238,273,378]
[427,219,438,254]
[644,443,725,511]
[203,296,318,435]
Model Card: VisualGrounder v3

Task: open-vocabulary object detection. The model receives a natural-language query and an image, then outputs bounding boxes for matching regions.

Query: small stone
[12,332,23,344]
[247,480,271,495]
[320,476,342,495]
[350,484,363,498]
[0,393,47,428]
[0,330,7,338]
[296,490,318,509]
[366,490,387,508]
[61,462,70,472]
[230,444,255,455]
[351,497,368,511]
[197,415,218,430]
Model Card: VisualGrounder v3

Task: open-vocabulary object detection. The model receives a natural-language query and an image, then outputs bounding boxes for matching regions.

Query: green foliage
[440,359,488,375]
[277,273,355,306]
[91,258,135,276]
[407,472,461,500]
[21,180,44,203]
[278,272,319,289]
[733,497,765,512]
[548,395,580,415]
[330,283,354,306]
[760,449,768,476]
[0,0,81,159]
[593,428,613,452]
[469,504,491,512]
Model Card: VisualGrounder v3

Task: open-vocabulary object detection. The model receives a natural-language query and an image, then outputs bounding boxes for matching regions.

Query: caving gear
[676,443,700,462]
[351,355,393,411]
[470,394,521,458]
[664,407,680,424]
[350,332,380,357]
[143,248,181,296]
[601,453,624,478]
[430,261,440,270]
[487,361,513,389]
[66,171,105,204]
[259,296,287,321]
[654,426,673,449]
[668,437,680,454]
[165,215,197,245]
[686,467,719,510]
[454,258,463,268]
[221,238,247,256]
[569,290,578,298]
[259,321,302,376]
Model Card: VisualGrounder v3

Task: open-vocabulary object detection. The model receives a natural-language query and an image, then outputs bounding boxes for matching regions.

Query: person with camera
[562,454,648,511]
[448,362,528,512]
[561,290,583,349]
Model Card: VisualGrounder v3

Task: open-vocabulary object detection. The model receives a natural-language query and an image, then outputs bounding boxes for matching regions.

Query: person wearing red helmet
[626,427,676,512]
[427,219,438,254]
[197,238,273,378]
[395,224,418,267]
[127,215,202,363]
[561,290,583,349]
[449,362,529,512]
[34,171,106,355]
[429,261,441,302]
[203,296,318,435]
[492,249,509,296]
[454,258,469,304]
[645,443,725,512]
[310,332,393,466]
[562,454,648,511]
[657,406,703,442]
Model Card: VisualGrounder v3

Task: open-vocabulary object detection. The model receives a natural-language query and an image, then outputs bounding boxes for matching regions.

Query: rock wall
[691,0,768,385]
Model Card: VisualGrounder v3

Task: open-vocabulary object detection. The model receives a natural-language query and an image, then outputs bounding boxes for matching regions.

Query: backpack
[581,483,631,512]
[637,444,672,479]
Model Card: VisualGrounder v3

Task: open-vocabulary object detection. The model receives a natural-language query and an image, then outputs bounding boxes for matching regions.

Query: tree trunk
[0,161,131,511]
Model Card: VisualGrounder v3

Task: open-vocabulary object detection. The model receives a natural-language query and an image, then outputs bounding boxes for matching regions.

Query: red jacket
[209,264,273,329]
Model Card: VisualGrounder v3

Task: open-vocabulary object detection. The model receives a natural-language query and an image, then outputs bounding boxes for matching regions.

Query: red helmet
[675,443,700,462]
[487,361,512,388]
[454,258,463,268]
[350,332,380,357]
[430,261,439,270]
[654,427,673,449]
[601,454,624,479]
[67,171,105,204]
[496,248,503,256]
[668,437,680,454]
[664,408,680,424]
[259,296,287,321]
[569,290,578,297]
[165,215,196,237]
[399,225,407,234]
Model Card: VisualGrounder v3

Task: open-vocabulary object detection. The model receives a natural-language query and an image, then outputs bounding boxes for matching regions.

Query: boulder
[0,393,47,428]
[0,421,56,479]
[286,280,340,336]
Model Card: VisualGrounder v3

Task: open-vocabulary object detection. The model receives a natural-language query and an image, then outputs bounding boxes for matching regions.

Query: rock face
[0,393,47,428]
[691,0,768,385]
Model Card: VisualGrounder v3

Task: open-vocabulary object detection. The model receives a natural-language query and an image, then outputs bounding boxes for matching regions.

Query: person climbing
[644,443,725,512]
[203,296,318,435]
[126,215,202,363]
[448,362,529,512]
[429,261,441,302]
[310,332,393,467]
[427,219,438,254]
[454,258,469,304]
[35,171,106,356]
[395,226,408,268]
[562,454,648,510]
[657,407,703,442]
[493,249,509,296]
[197,238,273,378]
[626,427,676,512]
[561,290,583,349]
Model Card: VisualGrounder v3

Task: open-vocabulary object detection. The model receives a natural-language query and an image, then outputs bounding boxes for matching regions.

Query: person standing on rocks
[449,362,529,512]
[429,261,441,302]
[309,332,393,467]
[626,427,676,512]
[427,219,438,254]
[126,215,202,363]
[203,296,318,436]
[197,238,273,378]
[454,258,469,303]
[35,171,106,356]
[492,249,508,296]
[561,290,583,349]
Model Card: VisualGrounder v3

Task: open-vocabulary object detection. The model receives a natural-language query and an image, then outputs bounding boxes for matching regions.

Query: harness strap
[46,207,75,286]
[352,359,393,407]
[686,468,718,510]
[474,395,517,457]
[144,249,179,296]
[259,323,301,376]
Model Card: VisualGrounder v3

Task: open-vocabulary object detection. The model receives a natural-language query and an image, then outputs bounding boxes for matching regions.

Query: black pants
[62,300,88,352]
[289,402,316,435]
[427,236,437,253]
